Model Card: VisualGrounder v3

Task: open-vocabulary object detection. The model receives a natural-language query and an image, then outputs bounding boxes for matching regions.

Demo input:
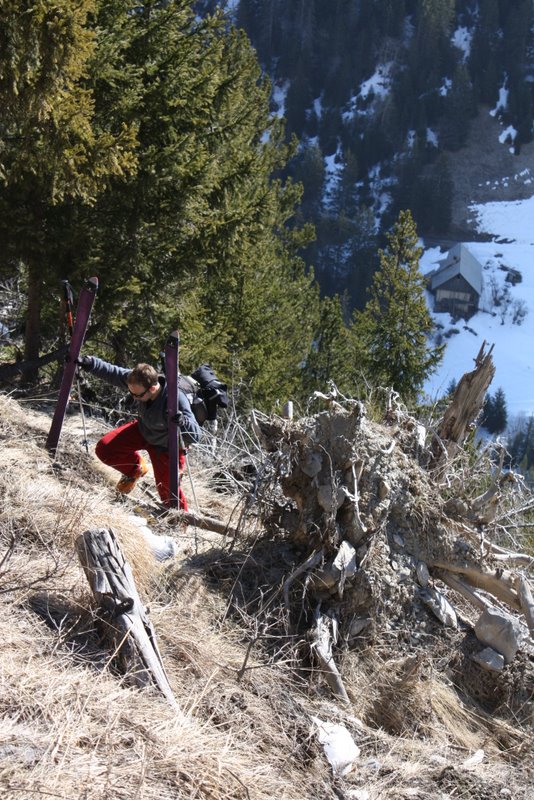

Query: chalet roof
[430,243,483,296]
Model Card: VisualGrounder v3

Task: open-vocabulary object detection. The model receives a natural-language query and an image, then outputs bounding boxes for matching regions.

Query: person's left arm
[177,391,202,446]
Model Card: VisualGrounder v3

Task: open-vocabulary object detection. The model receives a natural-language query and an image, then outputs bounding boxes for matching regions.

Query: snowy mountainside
[421,195,534,419]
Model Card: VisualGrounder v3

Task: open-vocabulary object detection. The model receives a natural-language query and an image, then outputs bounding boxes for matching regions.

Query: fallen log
[173,509,238,538]
[137,487,237,537]
[76,527,179,709]
[436,570,491,613]
[0,345,67,380]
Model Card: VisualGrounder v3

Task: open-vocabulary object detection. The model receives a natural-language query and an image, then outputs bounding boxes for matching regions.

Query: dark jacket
[86,357,201,449]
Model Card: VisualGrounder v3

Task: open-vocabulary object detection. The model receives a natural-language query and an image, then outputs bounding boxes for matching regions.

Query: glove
[75,355,93,370]
[171,411,184,426]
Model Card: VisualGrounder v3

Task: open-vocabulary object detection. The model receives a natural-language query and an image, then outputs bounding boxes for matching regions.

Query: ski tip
[87,276,99,291]
[166,330,180,346]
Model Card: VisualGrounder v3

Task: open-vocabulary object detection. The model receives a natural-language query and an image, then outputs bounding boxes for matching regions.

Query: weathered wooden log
[429,559,521,611]
[138,490,237,537]
[76,528,179,709]
[484,541,533,566]
[436,570,491,613]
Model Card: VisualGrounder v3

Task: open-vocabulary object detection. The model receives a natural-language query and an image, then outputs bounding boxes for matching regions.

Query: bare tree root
[246,344,534,715]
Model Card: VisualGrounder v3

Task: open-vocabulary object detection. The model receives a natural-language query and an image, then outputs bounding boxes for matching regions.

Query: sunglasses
[129,386,152,399]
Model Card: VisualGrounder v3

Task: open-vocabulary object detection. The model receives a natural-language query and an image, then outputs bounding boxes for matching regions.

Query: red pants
[95,420,188,509]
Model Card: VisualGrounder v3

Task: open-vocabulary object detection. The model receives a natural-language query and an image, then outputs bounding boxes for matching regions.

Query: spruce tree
[351,209,443,401]
[483,387,508,435]
[70,3,319,410]
[300,294,353,399]
[0,0,137,375]
[440,64,476,152]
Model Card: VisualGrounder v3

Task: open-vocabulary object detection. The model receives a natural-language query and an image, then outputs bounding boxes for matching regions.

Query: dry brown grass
[1,394,533,800]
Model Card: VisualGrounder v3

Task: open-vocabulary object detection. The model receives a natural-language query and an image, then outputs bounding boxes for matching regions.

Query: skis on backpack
[164,330,180,508]
[46,276,99,457]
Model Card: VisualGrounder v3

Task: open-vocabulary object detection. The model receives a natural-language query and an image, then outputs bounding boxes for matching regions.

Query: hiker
[77,356,201,509]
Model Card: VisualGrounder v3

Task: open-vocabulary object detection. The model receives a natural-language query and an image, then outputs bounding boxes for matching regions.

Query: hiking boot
[115,457,148,495]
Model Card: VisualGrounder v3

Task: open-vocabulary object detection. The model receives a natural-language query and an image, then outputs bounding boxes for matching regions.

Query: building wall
[434,275,479,317]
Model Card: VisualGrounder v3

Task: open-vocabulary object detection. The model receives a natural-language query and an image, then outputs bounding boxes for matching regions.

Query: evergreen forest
[11,0,532,409]
[224,0,534,307]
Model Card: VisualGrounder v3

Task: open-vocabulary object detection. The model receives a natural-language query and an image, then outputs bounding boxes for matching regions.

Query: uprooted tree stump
[76,528,178,709]
[250,343,534,708]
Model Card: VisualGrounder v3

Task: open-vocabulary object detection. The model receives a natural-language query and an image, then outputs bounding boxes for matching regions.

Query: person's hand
[75,355,93,370]
[171,411,184,426]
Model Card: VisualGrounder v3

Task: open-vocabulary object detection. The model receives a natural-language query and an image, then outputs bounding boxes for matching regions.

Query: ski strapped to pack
[164,330,180,508]
[46,276,99,457]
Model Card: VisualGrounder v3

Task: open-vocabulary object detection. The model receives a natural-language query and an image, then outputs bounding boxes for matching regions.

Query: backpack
[178,364,229,427]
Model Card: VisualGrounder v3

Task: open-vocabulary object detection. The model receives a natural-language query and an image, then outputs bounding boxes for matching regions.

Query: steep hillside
[446,109,534,236]
[1,385,533,799]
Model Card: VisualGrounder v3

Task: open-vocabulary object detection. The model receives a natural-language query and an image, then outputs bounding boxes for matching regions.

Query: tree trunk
[431,340,495,466]
[23,261,43,384]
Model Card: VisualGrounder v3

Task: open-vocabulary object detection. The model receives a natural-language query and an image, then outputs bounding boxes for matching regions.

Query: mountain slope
[1,391,533,799]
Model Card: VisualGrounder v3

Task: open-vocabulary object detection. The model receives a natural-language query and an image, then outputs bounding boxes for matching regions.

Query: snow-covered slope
[421,195,534,418]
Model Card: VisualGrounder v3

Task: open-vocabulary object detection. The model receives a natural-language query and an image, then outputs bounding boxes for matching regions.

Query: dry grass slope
[0,394,532,800]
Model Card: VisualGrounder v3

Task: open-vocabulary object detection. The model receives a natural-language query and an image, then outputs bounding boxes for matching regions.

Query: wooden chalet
[429,243,483,318]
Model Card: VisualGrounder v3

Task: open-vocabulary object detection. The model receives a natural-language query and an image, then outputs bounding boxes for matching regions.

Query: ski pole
[179,430,200,514]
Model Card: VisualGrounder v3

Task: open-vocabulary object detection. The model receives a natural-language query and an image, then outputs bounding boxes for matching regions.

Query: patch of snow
[271,81,289,117]
[439,78,452,97]
[322,149,344,211]
[451,26,472,61]
[499,125,517,146]
[367,163,395,224]
[490,82,509,117]
[426,128,439,148]
[359,63,392,100]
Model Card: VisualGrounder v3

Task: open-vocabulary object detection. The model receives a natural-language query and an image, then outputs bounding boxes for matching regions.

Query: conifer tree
[351,209,443,401]
[470,0,500,104]
[300,294,353,399]
[62,3,319,410]
[440,64,476,151]
[483,387,508,435]
[291,143,325,219]
[0,0,138,374]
